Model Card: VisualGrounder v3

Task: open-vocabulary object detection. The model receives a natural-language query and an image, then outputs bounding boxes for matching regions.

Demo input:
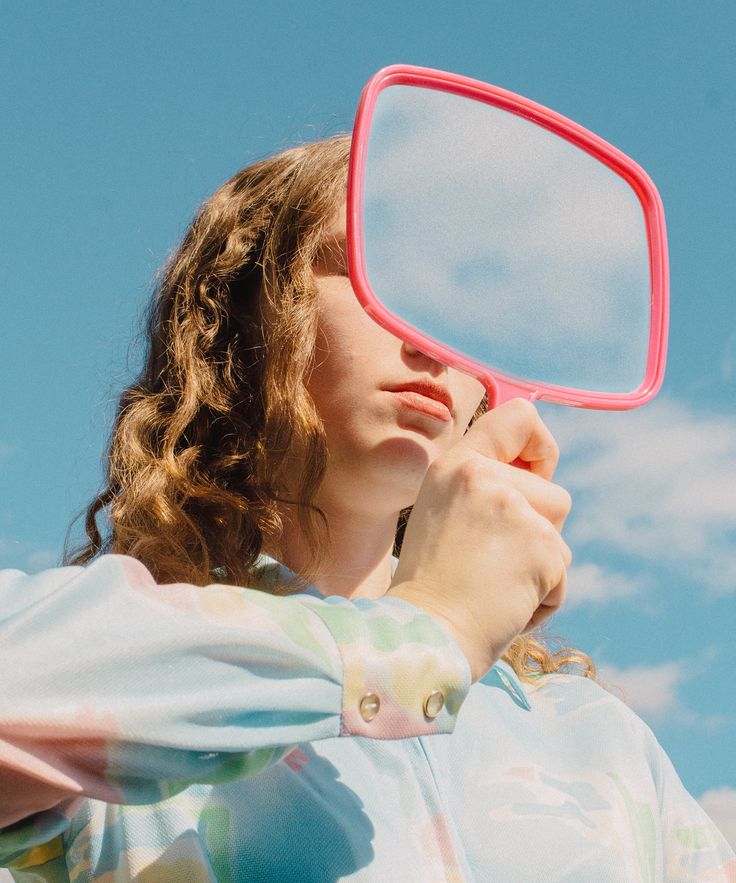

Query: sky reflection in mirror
[362,85,651,394]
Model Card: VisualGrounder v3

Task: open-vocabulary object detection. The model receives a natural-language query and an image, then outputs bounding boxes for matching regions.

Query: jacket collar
[480,659,532,711]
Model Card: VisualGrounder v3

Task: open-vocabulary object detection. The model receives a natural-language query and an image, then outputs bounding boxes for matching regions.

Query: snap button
[423,690,445,719]
[359,692,380,722]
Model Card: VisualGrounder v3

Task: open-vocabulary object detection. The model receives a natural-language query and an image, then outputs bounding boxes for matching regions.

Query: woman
[1,135,733,882]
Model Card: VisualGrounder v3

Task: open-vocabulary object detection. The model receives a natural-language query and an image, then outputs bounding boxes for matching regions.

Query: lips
[384,380,454,414]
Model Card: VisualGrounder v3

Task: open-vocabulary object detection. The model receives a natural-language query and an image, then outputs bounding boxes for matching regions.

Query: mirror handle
[484,375,537,471]
[484,374,539,410]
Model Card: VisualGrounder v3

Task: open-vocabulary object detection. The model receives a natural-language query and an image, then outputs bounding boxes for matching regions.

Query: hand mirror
[346,65,669,410]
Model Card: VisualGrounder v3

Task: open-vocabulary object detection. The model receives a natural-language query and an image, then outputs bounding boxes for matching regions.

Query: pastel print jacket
[0,553,734,881]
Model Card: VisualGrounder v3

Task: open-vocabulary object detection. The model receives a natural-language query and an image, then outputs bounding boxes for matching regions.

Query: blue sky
[2,0,734,845]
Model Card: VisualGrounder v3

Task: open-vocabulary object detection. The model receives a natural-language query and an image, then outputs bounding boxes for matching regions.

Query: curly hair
[64,133,597,687]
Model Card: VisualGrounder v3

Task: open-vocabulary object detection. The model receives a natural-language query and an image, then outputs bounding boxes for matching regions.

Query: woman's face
[300,206,486,510]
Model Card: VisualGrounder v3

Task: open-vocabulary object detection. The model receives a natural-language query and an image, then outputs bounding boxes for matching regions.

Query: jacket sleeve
[644,724,736,880]
[0,553,471,865]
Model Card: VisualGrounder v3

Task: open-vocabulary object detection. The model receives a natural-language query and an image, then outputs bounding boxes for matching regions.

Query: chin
[331,429,439,502]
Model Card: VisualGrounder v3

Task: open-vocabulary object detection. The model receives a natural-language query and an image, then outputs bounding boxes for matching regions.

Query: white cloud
[565,561,647,608]
[366,85,650,393]
[25,548,60,572]
[544,397,736,596]
[597,658,728,731]
[598,660,686,719]
[0,536,23,557]
[0,538,60,573]
[697,786,736,851]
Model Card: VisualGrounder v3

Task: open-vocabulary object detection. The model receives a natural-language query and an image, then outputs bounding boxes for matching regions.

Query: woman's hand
[387,398,572,683]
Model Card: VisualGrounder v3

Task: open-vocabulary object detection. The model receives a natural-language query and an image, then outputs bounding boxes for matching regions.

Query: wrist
[387,581,492,683]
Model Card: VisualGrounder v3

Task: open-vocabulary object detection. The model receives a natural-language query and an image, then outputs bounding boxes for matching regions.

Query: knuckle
[549,576,568,610]
[453,454,498,490]
[508,397,538,421]
[428,454,458,484]
[427,455,449,479]
[455,457,485,488]
[554,485,573,518]
[547,437,561,464]
[538,519,559,543]
[488,482,525,512]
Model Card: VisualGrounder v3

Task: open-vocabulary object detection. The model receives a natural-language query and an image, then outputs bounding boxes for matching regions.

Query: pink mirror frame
[346,64,669,410]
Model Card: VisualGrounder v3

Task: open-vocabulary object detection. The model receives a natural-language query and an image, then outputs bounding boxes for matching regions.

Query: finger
[477,460,573,531]
[460,399,560,480]
[561,539,573,569]
[521,569,568,634]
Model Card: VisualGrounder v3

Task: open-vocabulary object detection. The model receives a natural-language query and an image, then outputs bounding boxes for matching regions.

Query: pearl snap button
[359,693,380,722]
[423,690,445,719]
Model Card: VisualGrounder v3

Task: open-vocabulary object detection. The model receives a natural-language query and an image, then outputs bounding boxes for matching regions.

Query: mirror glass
[361,85,651,394]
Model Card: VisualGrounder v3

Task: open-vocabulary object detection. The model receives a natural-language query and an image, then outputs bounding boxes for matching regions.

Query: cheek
[306,321,364,410]
[315,294,393,376]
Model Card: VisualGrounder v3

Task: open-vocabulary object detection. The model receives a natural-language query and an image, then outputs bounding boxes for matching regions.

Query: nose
[401,339,448,372]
